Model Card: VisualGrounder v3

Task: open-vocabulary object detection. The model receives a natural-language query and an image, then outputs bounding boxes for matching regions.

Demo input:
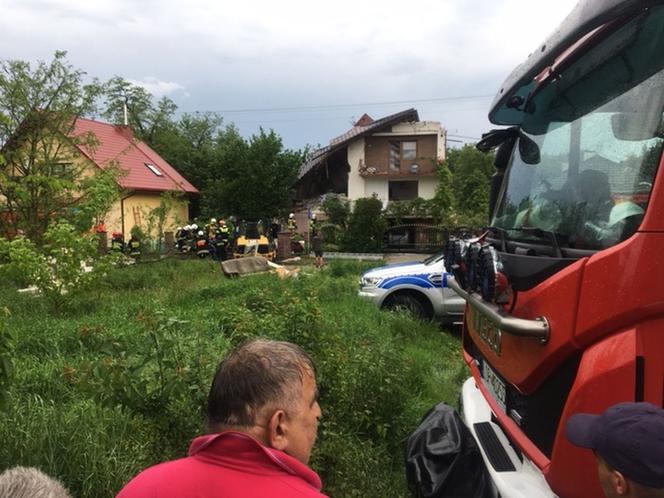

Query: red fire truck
[444,1,664,497]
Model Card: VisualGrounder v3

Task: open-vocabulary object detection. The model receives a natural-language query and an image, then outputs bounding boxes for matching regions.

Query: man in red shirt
[116,339,326,498]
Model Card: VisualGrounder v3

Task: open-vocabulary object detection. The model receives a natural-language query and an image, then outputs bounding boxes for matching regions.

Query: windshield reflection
[491,6,664,251]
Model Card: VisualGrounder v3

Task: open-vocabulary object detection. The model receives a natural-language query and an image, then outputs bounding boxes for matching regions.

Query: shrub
[322,195,350,228]
[0,222,120,309]
[342,196,387,252]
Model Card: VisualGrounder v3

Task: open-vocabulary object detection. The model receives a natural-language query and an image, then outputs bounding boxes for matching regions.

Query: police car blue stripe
[379,274,439,290]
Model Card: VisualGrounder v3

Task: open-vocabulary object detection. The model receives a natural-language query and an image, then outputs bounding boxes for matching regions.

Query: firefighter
[190,224,199,252]
[215,219,231,261]
[287,213,297,236]
[310,213,320,237]
[207,218,217,238]
[175,226,187,252]
[110,232,125,253]
[194,229,210,258]
[127,231,142,259]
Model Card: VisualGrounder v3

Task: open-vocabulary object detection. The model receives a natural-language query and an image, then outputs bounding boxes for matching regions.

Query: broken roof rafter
[298,108,419,180]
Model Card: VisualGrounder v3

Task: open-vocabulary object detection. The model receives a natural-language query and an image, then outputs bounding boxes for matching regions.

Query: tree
[431,160,455,223]
[342,196,386,252]
[145,190,185,251]
[0,51,119,244]
[443,145,495,228]
[208,128,303,220]
[322,196,350,228]
[102,77,178,144]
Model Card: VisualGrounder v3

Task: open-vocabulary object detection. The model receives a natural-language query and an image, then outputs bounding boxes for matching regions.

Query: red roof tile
[71,117,198,194]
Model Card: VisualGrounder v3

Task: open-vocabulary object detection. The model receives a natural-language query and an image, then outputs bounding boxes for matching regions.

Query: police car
[358,252,464,321]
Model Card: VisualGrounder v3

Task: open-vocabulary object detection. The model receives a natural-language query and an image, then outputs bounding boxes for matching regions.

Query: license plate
[482,361,507,413]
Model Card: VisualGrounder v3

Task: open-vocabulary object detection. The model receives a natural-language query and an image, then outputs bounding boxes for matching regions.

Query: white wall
[345,121,445,205]
[364,178,389,207]
[418,177,438,199]
[347,138,365,201]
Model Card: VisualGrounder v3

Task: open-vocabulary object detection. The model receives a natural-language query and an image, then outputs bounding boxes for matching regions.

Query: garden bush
[342,196,387,252]
[0,258,466,498]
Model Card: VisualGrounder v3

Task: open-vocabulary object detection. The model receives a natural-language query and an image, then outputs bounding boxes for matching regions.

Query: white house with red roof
[72,117,198,240]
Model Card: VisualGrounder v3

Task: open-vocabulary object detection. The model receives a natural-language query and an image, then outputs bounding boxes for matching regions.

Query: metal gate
[383,224,449,253]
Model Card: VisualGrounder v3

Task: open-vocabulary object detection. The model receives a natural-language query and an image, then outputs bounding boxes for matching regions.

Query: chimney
[116,125,134,141]
[354,113,374,127]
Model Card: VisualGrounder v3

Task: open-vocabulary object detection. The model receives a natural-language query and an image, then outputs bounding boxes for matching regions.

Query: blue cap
[566,402,664,488]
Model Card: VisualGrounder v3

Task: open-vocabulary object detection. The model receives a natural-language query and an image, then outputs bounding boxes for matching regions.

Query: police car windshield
[491,6,664,251]
[423,252,444,265]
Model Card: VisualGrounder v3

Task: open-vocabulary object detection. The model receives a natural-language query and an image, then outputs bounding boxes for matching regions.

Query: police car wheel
[385,294,430,320]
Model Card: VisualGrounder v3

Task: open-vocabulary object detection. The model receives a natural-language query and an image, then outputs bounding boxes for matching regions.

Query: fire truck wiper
[488,226,563,258]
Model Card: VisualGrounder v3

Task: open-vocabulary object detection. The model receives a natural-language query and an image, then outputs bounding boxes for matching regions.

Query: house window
[388,141,418,172]
[402,141,417,160]
[389,180,418,201]
[145,163,163,177]
[51,162,71,176]
[389,141,401,172]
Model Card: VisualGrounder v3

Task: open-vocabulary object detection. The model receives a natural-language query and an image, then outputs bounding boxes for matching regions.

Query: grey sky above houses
[1,0,578,150]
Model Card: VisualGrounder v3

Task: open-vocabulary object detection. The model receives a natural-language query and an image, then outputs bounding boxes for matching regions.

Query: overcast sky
[1,0,579,150]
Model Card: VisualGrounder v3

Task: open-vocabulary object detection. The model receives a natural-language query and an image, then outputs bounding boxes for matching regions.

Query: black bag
[406,402,495,498]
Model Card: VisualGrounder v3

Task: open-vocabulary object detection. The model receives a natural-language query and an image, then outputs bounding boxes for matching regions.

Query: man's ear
[267,409,288,451]
[611,469,629,496]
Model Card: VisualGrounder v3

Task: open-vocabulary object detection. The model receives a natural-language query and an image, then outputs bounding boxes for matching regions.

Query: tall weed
[0,258,466,498]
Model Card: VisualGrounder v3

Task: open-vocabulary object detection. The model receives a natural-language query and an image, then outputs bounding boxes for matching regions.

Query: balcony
[358,159,437,178]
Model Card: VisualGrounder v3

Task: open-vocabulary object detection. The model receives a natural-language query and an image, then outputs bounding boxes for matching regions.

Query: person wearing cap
[566,401,664,498]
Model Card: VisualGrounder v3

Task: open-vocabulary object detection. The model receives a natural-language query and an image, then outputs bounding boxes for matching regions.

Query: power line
[447,133,481,141]
[173,93,494,115]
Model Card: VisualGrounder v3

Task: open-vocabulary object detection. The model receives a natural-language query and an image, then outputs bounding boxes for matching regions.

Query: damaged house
[295,108,446,206]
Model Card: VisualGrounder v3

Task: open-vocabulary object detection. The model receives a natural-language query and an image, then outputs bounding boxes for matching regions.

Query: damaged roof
[298,108,419,179]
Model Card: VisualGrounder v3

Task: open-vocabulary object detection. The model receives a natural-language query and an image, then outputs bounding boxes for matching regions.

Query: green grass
[0,258,467,498]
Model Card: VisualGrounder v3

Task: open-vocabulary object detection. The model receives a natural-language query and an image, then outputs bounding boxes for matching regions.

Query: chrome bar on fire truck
[448,278,550,343]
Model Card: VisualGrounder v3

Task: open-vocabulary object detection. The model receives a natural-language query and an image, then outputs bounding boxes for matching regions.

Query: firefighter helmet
[608,201,644,226]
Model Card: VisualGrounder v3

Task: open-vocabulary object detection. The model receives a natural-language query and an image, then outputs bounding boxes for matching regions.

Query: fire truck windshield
[491,5,664,251]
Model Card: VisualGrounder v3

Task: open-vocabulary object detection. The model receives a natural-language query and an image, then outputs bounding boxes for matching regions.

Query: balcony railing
[358,159,437,178]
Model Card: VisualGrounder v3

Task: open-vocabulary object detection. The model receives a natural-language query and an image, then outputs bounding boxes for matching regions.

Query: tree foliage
[102,76,178,144]
[0,51,119,244]
[0,221,120,308]
[322,196,351,228]
[342,196,386,252]
[443,145,495,228]
[101,78,303,221]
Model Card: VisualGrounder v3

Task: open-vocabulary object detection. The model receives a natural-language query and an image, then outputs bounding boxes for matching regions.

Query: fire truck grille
[464,333,581,458]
